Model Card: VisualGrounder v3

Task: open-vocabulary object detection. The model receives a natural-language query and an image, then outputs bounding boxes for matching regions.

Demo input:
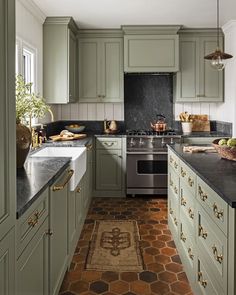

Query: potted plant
[16,74,51,168]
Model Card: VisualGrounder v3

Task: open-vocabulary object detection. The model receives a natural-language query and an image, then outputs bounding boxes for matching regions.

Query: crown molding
[122,25,182,35]
[222,20,236,34]
[17,0,46,24]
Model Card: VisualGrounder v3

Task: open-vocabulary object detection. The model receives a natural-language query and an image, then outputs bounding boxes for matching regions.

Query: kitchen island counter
[169,144,236,208]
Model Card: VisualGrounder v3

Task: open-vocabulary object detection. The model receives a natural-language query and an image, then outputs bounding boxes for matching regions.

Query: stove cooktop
[126,129,178,136]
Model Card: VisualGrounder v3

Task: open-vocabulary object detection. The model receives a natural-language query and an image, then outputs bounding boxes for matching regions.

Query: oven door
[127,153,167,189]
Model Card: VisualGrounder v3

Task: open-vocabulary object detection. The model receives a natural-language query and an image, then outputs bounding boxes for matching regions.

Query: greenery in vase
[16,74,51,126]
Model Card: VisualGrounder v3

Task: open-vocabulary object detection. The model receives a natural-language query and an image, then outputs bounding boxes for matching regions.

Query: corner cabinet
[79,30,124,103]
[43,17,78,104]
[174,29,224,102]
[122,26,181,72]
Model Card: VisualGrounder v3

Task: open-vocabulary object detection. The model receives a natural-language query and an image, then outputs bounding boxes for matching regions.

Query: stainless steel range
[126,130,182,196]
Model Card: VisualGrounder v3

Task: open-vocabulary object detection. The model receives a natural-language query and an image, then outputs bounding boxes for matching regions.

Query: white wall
[16,0,45,94]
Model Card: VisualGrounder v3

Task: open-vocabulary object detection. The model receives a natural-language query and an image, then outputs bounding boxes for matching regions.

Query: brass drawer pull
[170,156,174,163]
[28,210,39,227]
[188,208,194,219]
[170,179,173,187]
[169,208,173,215]
[174,186,178,195]
[174,161,178,169]
[213,203,224,219]
[46,230,53,236]
[198,272,207,288]
[104,142,114,147]
[181,196,187,206]
[77,187,81,193]
[188,247,194,260]
[86,144,93,150]
[53,169,74,191]
[199,225,208,239]
[198,185,208,201]
[174,217,178,226]
[212,245,223,263]
[181,167,186,177]
[180,231,186,242]
[188,177,194,187]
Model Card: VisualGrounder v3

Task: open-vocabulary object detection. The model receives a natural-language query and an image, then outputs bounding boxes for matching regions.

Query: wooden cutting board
[49,134,87,141]
[191,115,210,132]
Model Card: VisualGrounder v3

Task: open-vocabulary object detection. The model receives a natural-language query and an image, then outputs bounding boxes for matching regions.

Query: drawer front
[197,257,225,295]
[168,149,179,174]
[196,204,227,291]
[169,166,179,199]
[168,191,179,239]
[179,180,195,231]
[96,137,121,150]
[17,188,49,258]
[197,176,228,234]
[179,160,196,195]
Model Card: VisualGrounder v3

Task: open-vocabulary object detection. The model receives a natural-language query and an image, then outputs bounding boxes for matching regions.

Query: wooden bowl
[212,138,236,161]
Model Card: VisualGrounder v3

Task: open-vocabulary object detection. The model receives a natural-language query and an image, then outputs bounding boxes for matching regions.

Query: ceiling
[33,0,236,29]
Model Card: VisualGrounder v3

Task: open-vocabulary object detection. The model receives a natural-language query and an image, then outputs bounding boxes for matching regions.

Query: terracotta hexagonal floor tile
[90,280,109,294]
[158,271,177,283]
[140,240,151,248]
[120,272,138,282]
[152,240,166,249]
[139,271,157,283]
[147,262,165,273]
[158,235,172,242]
[171,254,182,264]
[70,281,89,293]
[177,272,189,283]
[166,262,183,273]
[143,253,155,264]
[141,224,154,230]
[101,271,119,282]
[161,247,176,256]
[143,235,156,241]
[151,281,170,294]
[130,280,151,295]
[60,292,77,295]
[163,229,171,235]
[155,254,171,265]
[171,281,192,294]
[110,280,129,294]
[145,247,160,256]
[149,229,162,235]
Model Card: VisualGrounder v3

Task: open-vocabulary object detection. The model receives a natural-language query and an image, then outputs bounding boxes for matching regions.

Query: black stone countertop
[180,131,230,138]
[17,157,70,218]
[169,144,236,208]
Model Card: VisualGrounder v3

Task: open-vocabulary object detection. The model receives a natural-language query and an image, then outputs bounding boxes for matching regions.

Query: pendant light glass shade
[204,0,233,71]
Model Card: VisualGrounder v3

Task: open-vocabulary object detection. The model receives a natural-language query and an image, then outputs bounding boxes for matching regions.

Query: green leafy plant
[16,74,51,127]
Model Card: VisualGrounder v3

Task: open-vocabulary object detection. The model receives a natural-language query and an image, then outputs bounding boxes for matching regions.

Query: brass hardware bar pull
[174,186,178,195]
[174,217,178,226]
[104,142,114,147]
[181,196,187,206]
[188,208,194,219]
[198,272,207,288]
[169,208,173,215]
[170,156,174,163]
[188,177,194,187]
[53,169,74,191]
[212,245,223,263]
[181,167,186,177]
[28,210,40,227]
[199,225,208,239]
[213,203,224,219]
[77,187,81,193]
[170,179,173,187]
[180,231,186,242]
[86,144,93,150]
[198,186,208,201]
[188,247,194,260]
[46,230,53,236]
[174,161,178,169]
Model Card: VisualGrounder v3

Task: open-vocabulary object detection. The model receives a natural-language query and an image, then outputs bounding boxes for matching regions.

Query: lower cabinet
[16,218,49,295]
[0,228,15,295]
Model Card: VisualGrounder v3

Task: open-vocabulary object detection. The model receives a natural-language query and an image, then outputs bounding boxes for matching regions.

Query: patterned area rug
[85,220,144,271]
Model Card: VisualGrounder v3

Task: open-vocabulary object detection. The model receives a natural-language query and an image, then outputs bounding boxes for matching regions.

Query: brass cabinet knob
[104,142,114,147]
[188,247,194,260]
[174,217,178,226]
[198,272,207,288]
[174,161,178,169]
[181,167,186,177]
[169,208,173,215]
[180,231,186,242]
[213,203,224,219]
[53,169,74,191]
[199,225,208,239]
[77,187,81,193]
[198,185,208,201]
[170,179,173,187]
[174,186,178,195]
[188,177,194,187]
[28,210,39,227]
[188,208,194,219]
[46,230,53,236]
[181,196,187,206]
[212,245,223,263]
[170,156,174,163]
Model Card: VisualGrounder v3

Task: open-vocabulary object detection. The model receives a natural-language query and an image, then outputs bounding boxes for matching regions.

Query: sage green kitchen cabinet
[123,26,181,72]
[49,168,73,295]
[16,218,49,295]
[0,228,15,295]
[174,30,224,102]
[79,32,124,102]
[43,17,78,104]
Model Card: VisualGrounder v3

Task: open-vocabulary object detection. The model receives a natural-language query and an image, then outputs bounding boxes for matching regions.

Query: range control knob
[130,138,135,147]
[170,137,174,144]
[139,138,144,145]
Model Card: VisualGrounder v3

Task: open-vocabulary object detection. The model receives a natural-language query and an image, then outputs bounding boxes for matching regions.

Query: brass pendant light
[204,0,233,70]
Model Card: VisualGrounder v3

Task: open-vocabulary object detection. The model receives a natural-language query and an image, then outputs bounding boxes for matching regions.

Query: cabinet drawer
[168,150,179,174]
[197,257,225,295]
[169,166,179,199]
[196,204,227,291]
[197,176,228,234]
[16,188,49,258]
[168,191,179,239]
[96,137,122,150]
[179,180,195,231]
[179,160,196,195]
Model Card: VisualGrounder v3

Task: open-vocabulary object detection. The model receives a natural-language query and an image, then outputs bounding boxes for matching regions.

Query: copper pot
[150,114,167,131]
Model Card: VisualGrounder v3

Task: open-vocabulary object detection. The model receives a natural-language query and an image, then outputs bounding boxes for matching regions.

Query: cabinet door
[200,36,224,102]
[0,0,16,237]
[75,179,83,230]
[49,170,69,295]
[0,228,15,295]
[69,30,77,103]
[101,38,124,102]
[96,149,122,190]
[68,189,77,254]
[174,37,199,102]
[16,218,49,295]
[79,39,100,102]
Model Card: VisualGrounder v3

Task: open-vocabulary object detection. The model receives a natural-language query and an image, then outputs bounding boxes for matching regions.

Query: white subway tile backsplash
[78,103,88,120]
[61,104,71,120]
[87,103,96,120]
[96,103,105,120]
[113,103,124,120]
[104,104,114,120]
[70,103,79,120]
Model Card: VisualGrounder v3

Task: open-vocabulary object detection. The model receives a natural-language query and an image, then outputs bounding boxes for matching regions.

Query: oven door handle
[126,151,168,155]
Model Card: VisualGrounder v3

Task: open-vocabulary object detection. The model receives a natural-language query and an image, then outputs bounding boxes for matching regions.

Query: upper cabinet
[79,30,124,103]
[43,17,78,104]
[123,26,181,72]
[174,29,224,102]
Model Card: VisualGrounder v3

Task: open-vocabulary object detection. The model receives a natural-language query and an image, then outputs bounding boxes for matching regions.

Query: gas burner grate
[126,129,177,136]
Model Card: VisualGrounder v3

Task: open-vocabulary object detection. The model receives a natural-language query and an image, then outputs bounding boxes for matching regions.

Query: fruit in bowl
[213,138,236,161]
[227,138,236,147]
[65,124,85,133]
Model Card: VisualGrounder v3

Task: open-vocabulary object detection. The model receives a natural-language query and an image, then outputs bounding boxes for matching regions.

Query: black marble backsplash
[124,74,173,130]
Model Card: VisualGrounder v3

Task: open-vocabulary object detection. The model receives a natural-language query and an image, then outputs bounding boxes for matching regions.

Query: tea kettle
[104,119,118,133]
[150,114,167,131]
